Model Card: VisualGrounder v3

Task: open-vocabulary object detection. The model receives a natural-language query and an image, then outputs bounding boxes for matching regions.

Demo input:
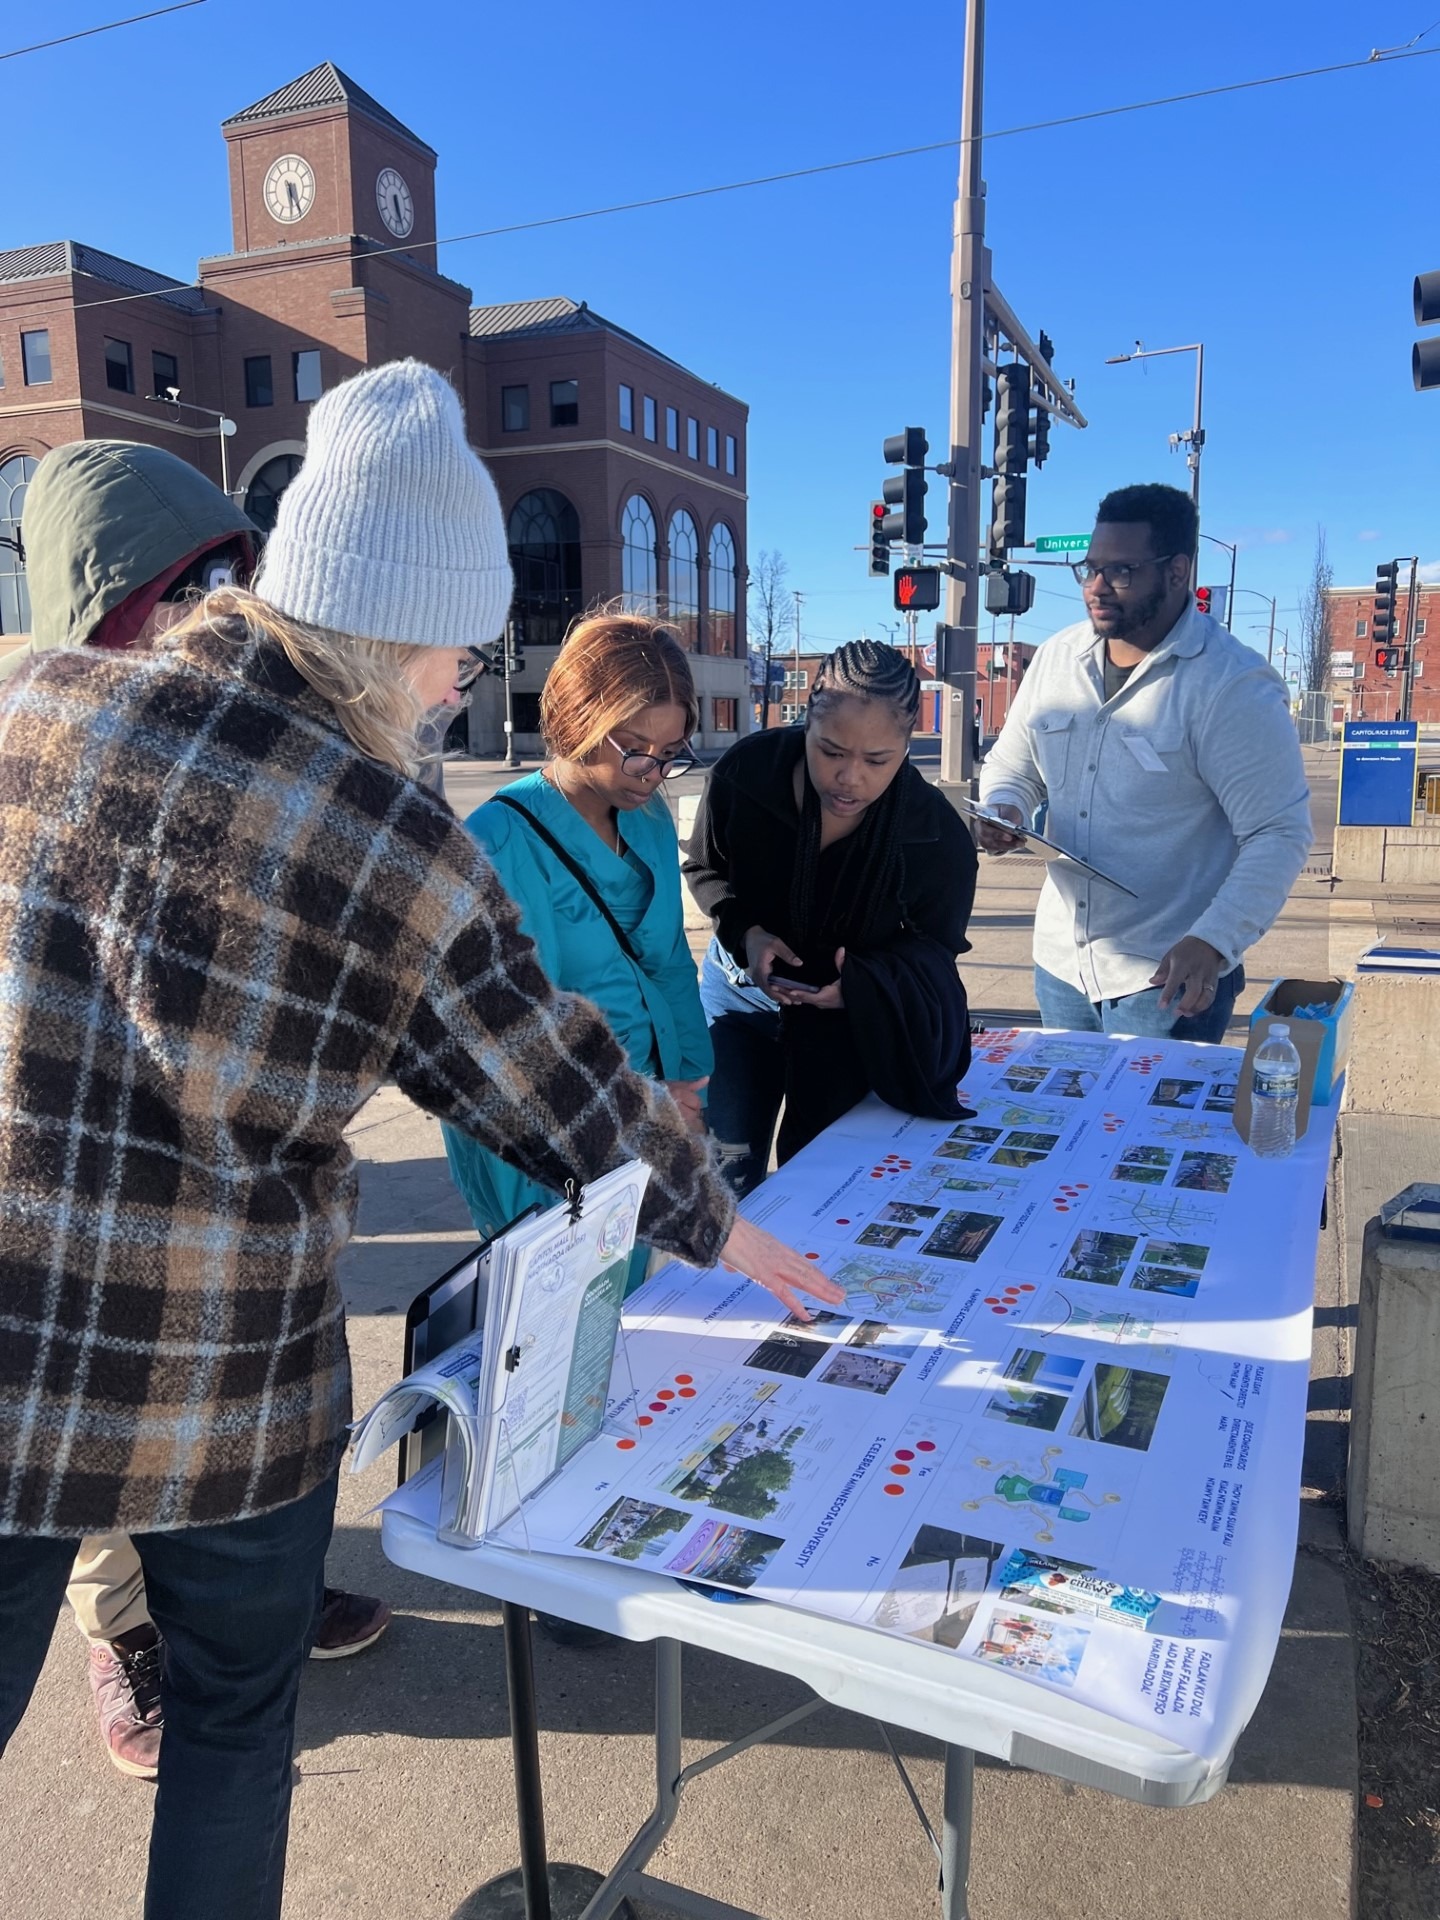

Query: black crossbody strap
[492,794,642,965]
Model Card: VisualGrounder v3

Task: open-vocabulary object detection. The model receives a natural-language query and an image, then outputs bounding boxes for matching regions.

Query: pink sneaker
[87,1626,163,1780]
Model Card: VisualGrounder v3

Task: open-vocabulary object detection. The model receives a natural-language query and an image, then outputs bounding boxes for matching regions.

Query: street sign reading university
[1034,534,1091,553]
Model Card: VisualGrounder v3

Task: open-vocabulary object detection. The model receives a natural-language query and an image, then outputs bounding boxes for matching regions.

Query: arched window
[666,509,699,649]
[0,455,38,636]
[244,453,304,535]
[621,494,657,609]
[508,487,582,645]
[707,521,737,658]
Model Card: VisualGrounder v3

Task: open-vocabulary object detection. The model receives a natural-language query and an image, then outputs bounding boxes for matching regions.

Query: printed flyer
[487,1031,1334,1763]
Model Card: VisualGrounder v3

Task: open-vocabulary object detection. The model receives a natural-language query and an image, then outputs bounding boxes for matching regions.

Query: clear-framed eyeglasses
[606,735,698,780]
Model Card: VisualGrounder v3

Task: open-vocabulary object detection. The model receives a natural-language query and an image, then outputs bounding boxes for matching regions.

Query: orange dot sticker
[674,1374,693,1385]
[884,1484,905,1496]
[678,1388,696,1398]
[616,1438,636,1450]
[657,1389,675,1401]
[637,1416,653,1427]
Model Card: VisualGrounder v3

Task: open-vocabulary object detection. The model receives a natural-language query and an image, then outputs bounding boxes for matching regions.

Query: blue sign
[1338,720,1418,826]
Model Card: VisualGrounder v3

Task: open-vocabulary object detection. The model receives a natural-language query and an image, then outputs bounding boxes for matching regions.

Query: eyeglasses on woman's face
[605,734,697,781]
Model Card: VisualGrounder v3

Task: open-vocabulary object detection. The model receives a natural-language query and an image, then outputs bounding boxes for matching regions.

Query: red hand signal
[897,574,918,608]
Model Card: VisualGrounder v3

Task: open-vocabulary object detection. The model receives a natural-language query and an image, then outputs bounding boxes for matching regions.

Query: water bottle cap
[1269,1022,1289,1038]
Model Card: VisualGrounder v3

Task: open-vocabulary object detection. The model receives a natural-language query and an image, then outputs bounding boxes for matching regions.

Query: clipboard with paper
[349,1161,650,1549]
[955,795,1139,897]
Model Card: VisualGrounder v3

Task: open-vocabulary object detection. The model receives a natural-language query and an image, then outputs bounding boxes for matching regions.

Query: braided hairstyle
[790,640,921,953]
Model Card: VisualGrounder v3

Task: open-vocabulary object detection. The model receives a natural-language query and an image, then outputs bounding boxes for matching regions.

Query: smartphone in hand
[767,961,822,996]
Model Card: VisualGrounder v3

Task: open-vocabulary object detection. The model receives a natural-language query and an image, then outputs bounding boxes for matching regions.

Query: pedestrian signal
[893,567,942,613]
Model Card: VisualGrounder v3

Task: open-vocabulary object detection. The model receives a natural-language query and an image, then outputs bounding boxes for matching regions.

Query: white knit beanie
[256,359,513,649]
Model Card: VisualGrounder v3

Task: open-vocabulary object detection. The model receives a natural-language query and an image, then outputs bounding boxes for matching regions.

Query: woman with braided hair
[685,640,978,1196]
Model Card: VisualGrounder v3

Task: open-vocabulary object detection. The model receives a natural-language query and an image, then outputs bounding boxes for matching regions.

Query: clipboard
[955,796,1139,897]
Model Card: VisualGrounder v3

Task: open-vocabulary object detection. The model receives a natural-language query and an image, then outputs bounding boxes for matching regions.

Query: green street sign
[1034,533,1091,553]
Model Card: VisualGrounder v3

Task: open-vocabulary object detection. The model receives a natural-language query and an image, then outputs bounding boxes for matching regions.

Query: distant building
[0,62,749,751]
[1324,582,1440,725]
[750,635,1035,740]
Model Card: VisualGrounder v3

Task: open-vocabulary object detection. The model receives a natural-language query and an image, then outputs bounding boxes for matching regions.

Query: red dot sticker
[984,1296,1000,1305]
[616,1438,636,1450]
[895,1448,915,1461]
[649,1402,667,1412]
[916,1440,937,1452]
[1056,1204,1071,1212]
[835,1218,851,1226]
[1019,1284,1035,1293]
[889,1463,910,1476]
[805,1252,820,1260]
[884,1484,905,1496]
[657,1390,675,1401]
[679,1388,696,1398]
[675,1374,693,1385]
[871,1172,883,1179]
[637,1416,653,1427]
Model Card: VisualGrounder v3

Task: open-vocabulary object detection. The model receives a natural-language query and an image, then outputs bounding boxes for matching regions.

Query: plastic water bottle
[1249,1023,1301,1159]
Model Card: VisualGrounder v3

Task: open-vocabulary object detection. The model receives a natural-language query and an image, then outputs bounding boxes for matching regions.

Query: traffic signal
[893,566,942,613]
[985,569,1036,617]
[1029,333,1053,468]
[868,501,890,577]
[993,364,1031,476]
[989,474,1027,557]
[1195,587,1213,616]
[1375,646,1399,674]
[881,428,928,546]
[1373,560,1399,645]
[471,639,505,675]
[505,620,525,675]
[1414,272,1440,389]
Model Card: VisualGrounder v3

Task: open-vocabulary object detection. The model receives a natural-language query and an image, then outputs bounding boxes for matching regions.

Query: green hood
[3,440,255,684]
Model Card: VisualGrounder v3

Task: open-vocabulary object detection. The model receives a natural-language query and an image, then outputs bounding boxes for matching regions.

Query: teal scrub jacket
[443,771,712,1290]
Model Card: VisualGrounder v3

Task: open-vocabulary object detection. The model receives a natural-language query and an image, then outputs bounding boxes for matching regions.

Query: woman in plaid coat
[0,361,837,1919]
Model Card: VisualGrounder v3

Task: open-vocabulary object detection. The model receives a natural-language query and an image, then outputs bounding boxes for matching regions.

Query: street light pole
[1104,341,1205,577]
[1234,589,1278,664]
[1199,533,1236,629]
[792,591,804,718]
[148,392,238,498]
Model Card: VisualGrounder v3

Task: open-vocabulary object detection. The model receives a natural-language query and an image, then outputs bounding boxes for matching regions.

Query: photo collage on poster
[490,1028,1329,1762]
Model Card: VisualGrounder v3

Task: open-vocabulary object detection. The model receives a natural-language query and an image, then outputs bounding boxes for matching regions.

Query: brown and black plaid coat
[0,621,734,1538]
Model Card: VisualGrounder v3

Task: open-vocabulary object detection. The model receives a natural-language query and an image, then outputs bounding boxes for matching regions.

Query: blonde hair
[541,607,698,763]
[164,586,433,777]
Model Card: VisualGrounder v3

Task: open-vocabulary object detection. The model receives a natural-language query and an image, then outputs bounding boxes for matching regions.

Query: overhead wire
[0,1,206,64]
[5,40,1436,321]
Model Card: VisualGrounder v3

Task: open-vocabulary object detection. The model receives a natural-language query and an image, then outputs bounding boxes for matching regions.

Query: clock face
[263,153,315,225]
[376,167,415,239]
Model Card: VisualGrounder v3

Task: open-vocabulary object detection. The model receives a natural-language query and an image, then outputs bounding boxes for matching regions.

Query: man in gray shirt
[977,483,1311,1043]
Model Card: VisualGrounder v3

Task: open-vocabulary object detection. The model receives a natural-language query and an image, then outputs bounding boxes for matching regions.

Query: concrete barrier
[1348,1190,1440,1574]
[1333,822,1440,884]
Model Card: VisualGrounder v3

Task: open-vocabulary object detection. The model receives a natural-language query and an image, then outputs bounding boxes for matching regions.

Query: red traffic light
[871,503,885,521]
[1194,587,1213,615]
[894,566,942,613]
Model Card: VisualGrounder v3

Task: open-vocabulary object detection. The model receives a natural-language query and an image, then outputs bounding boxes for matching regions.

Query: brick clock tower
[199,63,470,502]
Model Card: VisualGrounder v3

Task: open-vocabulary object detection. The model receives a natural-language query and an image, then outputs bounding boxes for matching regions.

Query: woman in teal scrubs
[443,612,708,1293]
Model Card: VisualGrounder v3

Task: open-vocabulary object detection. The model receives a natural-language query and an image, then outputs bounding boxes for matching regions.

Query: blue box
[1249,978,1352,1105]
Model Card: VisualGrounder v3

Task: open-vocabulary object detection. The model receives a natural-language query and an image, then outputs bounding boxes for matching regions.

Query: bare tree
[747,550,793,730]
[1298,527,1334,693]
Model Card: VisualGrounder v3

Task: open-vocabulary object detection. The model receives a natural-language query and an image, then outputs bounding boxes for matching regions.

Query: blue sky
[13,1,1439,673]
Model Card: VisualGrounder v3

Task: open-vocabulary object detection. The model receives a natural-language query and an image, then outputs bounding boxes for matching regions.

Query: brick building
[751,634,1037,739]
[1324,582,1440,725]
[0,62,750,752]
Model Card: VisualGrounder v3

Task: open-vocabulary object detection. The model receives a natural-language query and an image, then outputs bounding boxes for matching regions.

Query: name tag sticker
[1123,733,1169,774]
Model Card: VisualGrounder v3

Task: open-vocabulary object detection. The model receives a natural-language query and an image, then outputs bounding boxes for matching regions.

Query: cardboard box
[1247,978,1352,1107]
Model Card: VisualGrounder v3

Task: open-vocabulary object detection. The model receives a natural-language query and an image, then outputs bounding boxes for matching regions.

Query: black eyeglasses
[1071,555,1176,589]
[606,735,697,780]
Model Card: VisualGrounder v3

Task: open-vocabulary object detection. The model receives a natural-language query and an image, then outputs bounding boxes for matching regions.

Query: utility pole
[792,591,805,719]
[1401,557,1419,724]
[939,0,987,792]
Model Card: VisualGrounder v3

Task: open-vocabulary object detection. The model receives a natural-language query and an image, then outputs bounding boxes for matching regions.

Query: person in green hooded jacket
[7,439,392,1785]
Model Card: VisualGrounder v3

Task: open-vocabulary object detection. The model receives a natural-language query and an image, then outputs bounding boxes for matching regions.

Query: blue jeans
[0,1471,336,1920]
[1034,963,1245,1046]
[699,941,787,1198]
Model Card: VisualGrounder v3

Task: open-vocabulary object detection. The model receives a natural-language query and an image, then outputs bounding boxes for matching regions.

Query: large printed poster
[497,1031,1333,1763]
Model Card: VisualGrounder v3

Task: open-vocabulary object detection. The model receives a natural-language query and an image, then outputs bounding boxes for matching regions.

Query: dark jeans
[1034,963,1245,1046]
[699,940,869,1197]
[0,1470,336,1920]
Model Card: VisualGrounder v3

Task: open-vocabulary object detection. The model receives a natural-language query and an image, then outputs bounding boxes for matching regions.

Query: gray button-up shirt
[979,606,1312,1001]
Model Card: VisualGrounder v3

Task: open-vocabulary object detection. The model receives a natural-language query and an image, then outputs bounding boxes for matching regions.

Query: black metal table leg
[939,1745,975,1920]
